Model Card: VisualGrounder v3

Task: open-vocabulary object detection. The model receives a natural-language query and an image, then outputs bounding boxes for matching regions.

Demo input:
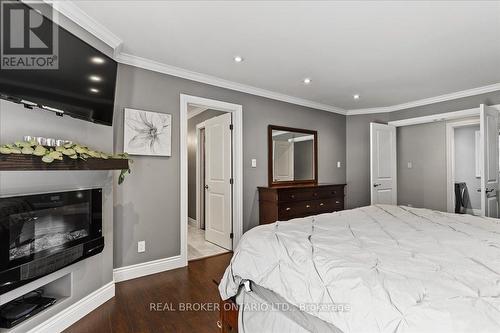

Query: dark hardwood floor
[65,253,232,333]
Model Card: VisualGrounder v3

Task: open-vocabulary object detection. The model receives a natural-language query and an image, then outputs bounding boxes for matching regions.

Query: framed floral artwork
[123,108,171,156]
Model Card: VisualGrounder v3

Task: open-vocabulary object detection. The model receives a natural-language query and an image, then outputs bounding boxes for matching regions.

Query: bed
[219,205,500,333]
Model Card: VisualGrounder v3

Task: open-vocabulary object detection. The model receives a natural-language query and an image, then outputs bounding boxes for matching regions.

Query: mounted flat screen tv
[0,1,117,126]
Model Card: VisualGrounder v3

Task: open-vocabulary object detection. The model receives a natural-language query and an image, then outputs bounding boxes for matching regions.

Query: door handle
[373,183,381,187]
[478,188,496,193]
[204,185,209,190]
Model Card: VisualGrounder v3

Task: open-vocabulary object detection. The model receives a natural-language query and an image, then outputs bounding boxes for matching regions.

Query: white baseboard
[113,255,185,283]
[188,217,197,226]
[28,281,115,333]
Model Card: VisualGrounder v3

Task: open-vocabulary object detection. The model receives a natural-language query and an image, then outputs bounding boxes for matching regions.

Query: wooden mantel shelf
[0,154,129,171]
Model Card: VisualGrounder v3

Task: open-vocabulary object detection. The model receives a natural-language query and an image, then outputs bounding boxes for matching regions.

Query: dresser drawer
[316,198,344,214]
[278,198,344,220]
[278,186,343,202]
[316,186,344,199]
[278,200,317,220]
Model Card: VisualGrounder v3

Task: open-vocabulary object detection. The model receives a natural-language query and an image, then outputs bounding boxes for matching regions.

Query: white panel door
[205,113,232,250]
[273,140,294,181]
[480,104,499,218]
[370,123,397,205]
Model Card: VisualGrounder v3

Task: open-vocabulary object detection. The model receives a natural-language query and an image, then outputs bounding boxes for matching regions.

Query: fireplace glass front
[0,189,102,270]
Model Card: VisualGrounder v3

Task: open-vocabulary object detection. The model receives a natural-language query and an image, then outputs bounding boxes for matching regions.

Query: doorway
[446,119,481,215]
[180,95,243,265]
[188,109,231,260]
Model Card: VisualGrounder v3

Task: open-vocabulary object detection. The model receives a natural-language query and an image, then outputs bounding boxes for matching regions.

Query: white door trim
[387,104,500,127]
[445,117,480,213]
[180,94,243,267]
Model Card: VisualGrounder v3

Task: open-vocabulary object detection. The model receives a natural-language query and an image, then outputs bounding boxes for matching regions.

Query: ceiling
[70,0,500,112]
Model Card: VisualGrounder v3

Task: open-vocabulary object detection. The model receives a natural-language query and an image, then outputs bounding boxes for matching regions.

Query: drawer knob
[313,192,318,196]
[217,320,222,329]
[290,194,295,199]
[286,207,291,211]
[306,205,311,208]
[332,191,337,195]
[335,200,340,204]
[320,203,324,206]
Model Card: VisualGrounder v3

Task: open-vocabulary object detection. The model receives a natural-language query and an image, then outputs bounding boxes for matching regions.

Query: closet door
[480,104,499,218]
[370,123,397,205]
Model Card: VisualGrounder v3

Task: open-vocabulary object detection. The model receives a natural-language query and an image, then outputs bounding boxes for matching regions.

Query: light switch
[251,159,257,168]
[337,161,341,168]
[407,161,413,169]
[138,240,146,253]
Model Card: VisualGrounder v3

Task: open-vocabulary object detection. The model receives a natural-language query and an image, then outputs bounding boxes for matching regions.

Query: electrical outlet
[337,161,341,168]
[407,161,413,169]
[138,240,146,253]
[251,159,257,168]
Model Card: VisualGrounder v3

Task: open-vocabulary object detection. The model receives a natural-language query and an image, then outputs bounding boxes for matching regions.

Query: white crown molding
[28,281,115,333]
[45,0,123,50]
[347,83,500,116]
[113,255,185,283]
[116,52,347,115]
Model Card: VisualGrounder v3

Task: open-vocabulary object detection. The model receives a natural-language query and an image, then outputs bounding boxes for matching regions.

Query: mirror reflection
[272,129,315,182]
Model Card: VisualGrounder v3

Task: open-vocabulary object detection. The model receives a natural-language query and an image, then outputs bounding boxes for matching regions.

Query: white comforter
[219,205,500,333]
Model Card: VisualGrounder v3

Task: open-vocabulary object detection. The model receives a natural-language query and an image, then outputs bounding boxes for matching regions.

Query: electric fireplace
[0,189,104,294]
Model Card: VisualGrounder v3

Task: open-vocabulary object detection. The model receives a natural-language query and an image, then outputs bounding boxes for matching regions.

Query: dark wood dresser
[258,184,346,224]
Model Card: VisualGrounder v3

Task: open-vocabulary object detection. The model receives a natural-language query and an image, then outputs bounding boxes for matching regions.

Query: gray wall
[397,122,447,211]
[346,91,500,209]
[187,110,226,220]
[113,64,346,268]
[455,125,481,210]
[0,100,114,332]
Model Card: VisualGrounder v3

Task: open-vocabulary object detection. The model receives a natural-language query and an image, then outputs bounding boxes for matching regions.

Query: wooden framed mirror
[268,125,318,186]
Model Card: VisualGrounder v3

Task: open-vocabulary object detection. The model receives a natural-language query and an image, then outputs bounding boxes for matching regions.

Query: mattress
[219,205,500,333]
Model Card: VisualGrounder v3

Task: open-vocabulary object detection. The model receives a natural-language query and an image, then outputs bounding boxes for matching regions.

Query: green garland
[0,140,132,185]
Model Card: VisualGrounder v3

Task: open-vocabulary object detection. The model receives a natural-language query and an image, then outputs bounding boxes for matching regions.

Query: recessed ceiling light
[303,78,312,85]
[90,57,105,64]
[89,75,102,82]
[353,94,360,100]
[89,88,100,93]
[234,56,244,63]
